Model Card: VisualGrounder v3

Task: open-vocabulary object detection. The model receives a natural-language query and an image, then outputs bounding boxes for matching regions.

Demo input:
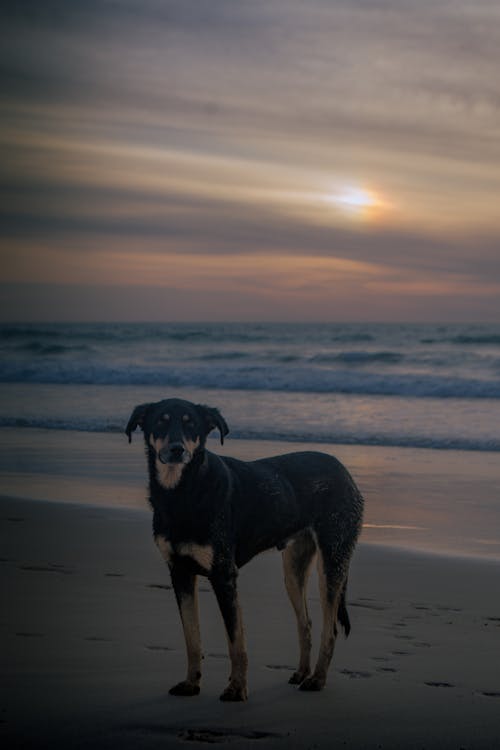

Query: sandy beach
[2,429,500,749]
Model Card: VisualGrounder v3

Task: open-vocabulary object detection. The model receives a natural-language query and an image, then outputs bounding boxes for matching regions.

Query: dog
[126,398,363,701]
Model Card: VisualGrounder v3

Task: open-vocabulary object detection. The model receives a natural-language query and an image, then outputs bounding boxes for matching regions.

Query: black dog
[126,398,363,701]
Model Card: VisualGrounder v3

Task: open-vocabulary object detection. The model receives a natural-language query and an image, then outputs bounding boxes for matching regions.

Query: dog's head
[125,398,229,489]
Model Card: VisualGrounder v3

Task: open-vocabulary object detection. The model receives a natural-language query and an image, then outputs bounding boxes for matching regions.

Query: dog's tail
[337,578,351,638]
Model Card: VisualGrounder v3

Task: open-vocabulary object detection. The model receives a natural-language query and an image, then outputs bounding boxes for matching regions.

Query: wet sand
[1,427,500,559]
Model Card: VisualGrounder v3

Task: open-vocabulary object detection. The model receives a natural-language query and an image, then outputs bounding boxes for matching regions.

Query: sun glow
[325,185,385,221]
[337,187,374,209]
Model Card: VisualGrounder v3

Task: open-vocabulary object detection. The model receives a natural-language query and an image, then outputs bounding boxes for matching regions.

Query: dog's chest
[155,534,214,572]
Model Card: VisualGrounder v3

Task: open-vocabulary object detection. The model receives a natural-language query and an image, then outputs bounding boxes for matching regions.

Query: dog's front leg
[210,566,248,701]
[169,562,202,696]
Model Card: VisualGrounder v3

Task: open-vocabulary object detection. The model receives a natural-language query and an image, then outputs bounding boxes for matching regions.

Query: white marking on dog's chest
[178,543,214,571]
[154,536,214,572]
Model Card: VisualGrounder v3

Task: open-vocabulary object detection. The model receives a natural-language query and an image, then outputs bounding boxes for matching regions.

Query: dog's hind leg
[282,531,317,685]
[169,563,202,696]
[337,578,351,637]
[299,544,348,692]
[210,565,248,702]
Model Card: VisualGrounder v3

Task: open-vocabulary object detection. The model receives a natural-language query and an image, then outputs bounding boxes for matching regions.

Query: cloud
[1,0,500,321]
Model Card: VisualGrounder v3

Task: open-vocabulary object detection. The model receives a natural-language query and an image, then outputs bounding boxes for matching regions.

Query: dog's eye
[182,414,192,424]
[162,414,170,422]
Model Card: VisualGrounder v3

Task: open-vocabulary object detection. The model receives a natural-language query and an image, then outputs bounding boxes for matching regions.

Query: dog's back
[219,450,363,569]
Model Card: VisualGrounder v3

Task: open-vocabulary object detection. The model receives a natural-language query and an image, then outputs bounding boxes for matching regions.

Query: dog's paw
[219,683,248,702]
[289,670,310,685]
[298,675,325,692]
[169,680,200,697]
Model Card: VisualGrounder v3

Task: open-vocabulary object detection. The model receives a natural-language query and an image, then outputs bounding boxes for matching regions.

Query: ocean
[1,321,499,452]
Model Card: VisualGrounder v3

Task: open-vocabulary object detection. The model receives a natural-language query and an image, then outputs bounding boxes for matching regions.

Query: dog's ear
[197,404,229,445]
[125,403,153,443]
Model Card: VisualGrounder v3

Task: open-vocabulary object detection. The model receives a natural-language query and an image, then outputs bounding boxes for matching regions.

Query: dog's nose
[167,443,185,462]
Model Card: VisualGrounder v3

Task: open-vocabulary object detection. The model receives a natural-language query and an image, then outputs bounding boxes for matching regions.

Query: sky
[1,0,500,322]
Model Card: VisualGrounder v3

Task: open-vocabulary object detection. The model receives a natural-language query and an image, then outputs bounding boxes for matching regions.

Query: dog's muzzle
[158,443,189,464]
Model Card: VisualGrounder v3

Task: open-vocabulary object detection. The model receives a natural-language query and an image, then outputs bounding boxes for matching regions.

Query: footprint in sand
[424,681,454,688]
[146,583,172,591]
[351,600,389,611]
[265,664,295,672]
[339,669,372,679]
[485,617,500,626]
[19,564,74,575]
[377,667,398,673]
[125,724,284,742]
[145,644,173,652]
[104,572,124,577]
[84,636,113,642]
[177,728,284,742]
[480,691,500,698]
[16,631,44,638]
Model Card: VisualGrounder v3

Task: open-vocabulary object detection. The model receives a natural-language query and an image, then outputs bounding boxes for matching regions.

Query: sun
[324,185,384,221]
[337,187,374,210]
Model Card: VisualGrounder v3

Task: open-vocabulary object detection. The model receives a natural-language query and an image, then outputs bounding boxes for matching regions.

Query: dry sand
[2,494,500,749]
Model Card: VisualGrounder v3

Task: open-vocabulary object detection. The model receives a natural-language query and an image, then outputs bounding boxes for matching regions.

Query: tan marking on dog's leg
[223,601,248,701]
[155,534,173,564]
[178,543,214,572]
[179,578,202,686]
[282,539,316,684]
[211,573,248,701]
[301,550,343,691]
[315,550,338,680]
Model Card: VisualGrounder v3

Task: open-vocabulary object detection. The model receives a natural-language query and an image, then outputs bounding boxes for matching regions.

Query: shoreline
[2,495,500,749]
[4,491,500,569]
